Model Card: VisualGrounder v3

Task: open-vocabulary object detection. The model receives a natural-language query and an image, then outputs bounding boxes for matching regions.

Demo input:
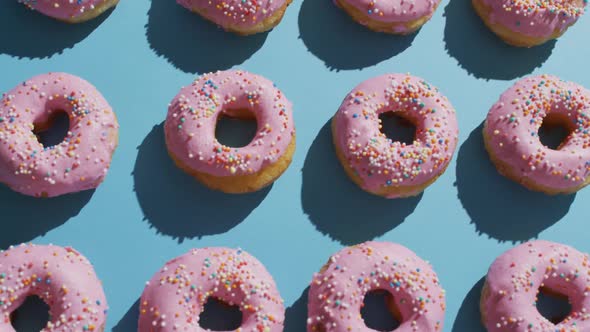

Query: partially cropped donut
[307,241,446,332]
[165,70,295,194]
[481,240,590,331]
[473,0,587,47]
[0,243,108,331]
[484,74,590,194]
[18,0,119,23]
[335,0,442,34]
[332,73,459,198]
[139,247,285,331]
[177,0,292,35]
[0,73,119,198]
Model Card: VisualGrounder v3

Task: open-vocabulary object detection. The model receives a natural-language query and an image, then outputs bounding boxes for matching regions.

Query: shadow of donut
[301,120,422,245]
[0,1,114,59]
[112,298,139,332]
[455,124,575,243]
[284,287,309,332]
[0,185,93,249]
[443,0,555,80]
[145,0,269,73]
[298,0,417,70]
[132,123,270,242]
[452,277,487,332]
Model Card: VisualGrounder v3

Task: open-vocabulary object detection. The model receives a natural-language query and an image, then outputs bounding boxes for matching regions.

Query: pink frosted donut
[483,75,590,194]
[177,0,292,35]
[165,70,296,194]
[335,0,442,34]
[0,243,108,331]
[139,247,285,331]
[473,0,587,46]
[0,73,119,198]
[18,0,119,23]
[307,241,446,332]
[332,73,459,198]
[481,240,590,331]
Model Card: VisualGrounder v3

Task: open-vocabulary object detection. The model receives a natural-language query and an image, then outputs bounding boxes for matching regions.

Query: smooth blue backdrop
[0,0,589,330]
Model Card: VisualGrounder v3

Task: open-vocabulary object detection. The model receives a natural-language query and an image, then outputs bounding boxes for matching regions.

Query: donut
[177,0,292,35]
[139,247,285,331]
[18,0,119,23]
[332,73,459,198]
[473,0,587,47]
[481,240,590,331]
[0,243,108,331]
[483,75,590,195]
[335,0,441,34]
[307,241,446,331]
[165,70,295,194]
[0,73,119,198]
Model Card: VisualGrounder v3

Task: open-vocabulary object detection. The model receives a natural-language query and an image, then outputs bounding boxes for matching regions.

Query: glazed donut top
[139,247,285,331]
[338,0,441,26]
[484,75,590,192]
[0,73,119,197]
[0,243,108,331]
[307,241,446,332]
[17,0,108,21]
[177,0,289,29]
[480,0,587,37]
[483,240,590,331]
[333,74,458,196]
[165,70,295,177]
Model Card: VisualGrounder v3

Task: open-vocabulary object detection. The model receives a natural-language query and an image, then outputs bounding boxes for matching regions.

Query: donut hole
[378,112,416,145]
[215,109,258,148]
[538,113,574,150]
[199,297,243,331]
[536,287,572,324]
[33,110,70,148]
[11,295,50,331]
[361,290,401,331]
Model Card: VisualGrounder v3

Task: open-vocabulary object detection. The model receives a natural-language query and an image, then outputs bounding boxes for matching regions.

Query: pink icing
[337,0,440,27]
[307,241,446,332]
[0,243,108,331]
[0,73,119,197]
[17,0,111,21]
[165,70,295,177]
[484,75,590,192]
[176,0,289,30]
[333,73,459,198]
[138,247,285,331]
[480,0,587,38]
[482,240,590,331]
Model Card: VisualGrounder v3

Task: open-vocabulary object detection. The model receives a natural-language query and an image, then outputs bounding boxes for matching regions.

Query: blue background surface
[0,0,589,330]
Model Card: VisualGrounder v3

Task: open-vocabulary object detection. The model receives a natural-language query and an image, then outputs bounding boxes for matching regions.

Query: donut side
[167,134,295,193]
[472,0,579,47]
[479,279,491,328]
[65,0,120,23]
[19,0,119,23]
[335,0,440,34]
[183,0,292,35]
